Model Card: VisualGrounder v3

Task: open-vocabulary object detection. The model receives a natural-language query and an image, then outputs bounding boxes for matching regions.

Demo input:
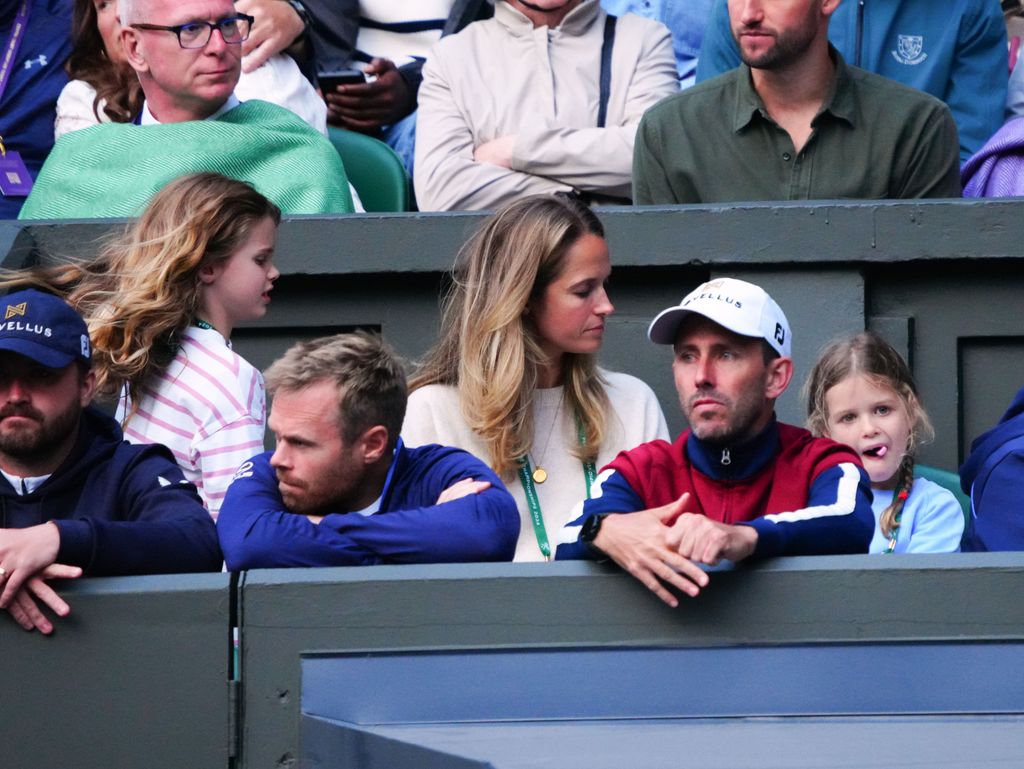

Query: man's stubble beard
[0,400,81,463]
[735,7,820,71]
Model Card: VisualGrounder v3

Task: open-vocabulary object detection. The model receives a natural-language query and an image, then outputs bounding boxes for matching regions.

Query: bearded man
[216,332,518,569]
[631,0,961,204]
[556,278,873,607]
[0,290,220,635]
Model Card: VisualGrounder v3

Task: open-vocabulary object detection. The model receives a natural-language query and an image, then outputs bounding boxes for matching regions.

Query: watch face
[581,514,602,543]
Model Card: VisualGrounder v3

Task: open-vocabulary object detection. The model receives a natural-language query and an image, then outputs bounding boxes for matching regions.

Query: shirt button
[782,152,792,161]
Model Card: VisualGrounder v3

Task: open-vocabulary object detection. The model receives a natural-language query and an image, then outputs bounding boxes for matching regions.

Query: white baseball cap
[647,278,791,357]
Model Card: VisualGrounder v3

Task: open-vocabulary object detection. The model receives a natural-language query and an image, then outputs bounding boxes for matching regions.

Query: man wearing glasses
[17,0,354,219]
[120,0,252,123]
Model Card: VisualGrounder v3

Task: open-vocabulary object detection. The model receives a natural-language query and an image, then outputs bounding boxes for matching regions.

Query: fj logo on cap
[5,303,27,320]
[775,323,785,345]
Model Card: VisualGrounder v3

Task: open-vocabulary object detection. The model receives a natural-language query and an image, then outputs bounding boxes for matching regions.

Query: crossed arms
[217,449,520,569]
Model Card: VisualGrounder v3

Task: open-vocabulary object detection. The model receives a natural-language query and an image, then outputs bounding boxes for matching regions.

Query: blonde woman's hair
[410,193,611,478]
[805,331,934,538]
[0,172,280,415]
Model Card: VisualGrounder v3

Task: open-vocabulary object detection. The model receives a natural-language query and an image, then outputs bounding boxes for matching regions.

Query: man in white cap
[556,277,873,606]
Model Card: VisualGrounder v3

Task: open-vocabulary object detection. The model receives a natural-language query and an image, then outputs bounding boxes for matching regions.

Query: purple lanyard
[0,0,31,106]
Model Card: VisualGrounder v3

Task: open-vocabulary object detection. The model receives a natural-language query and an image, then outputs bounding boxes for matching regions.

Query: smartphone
[319,68,367,92]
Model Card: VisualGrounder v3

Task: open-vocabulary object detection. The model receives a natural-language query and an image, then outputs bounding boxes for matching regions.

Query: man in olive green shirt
[632,0,961,204]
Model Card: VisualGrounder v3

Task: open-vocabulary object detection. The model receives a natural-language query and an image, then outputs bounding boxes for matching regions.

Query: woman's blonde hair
[0,173,280,414]
[805,331,934,538]
[410,193,611,478]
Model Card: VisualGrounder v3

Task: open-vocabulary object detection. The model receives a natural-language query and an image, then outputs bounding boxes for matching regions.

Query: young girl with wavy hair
[806,331,963,553]
[4,172,280,517]
[403,193,668,561]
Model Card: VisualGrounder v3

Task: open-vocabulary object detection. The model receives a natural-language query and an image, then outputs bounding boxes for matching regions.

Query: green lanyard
[517,415,597,560]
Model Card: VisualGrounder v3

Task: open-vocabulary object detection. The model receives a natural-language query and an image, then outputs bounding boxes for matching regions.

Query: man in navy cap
[0,289,221,635]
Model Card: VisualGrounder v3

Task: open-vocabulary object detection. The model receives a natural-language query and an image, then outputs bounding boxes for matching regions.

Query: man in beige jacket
[414,0,677,211]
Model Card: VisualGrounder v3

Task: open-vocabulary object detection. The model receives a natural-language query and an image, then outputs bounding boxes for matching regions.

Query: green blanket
[19,100,354,219]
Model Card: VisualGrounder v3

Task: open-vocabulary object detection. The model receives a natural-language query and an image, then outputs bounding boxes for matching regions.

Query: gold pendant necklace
[530,391,563,484]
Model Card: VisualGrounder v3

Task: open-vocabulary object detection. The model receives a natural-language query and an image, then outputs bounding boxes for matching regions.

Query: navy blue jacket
[0,407,222,574]
[217,441,519,569]
[0,0,72,220]
[960,385,1024,551]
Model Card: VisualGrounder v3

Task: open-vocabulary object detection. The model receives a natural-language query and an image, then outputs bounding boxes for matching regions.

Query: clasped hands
[592,493,758,608]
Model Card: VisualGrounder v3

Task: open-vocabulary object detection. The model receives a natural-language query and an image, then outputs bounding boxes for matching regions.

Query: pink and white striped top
[117,326,266,519]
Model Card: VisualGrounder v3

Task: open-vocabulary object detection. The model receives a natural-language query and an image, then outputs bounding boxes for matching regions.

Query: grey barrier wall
[5,198,1023,469]
[238,555,1024,769]
[3,557,1021,768]
[0,572,232,769]
[2,200,1023,764]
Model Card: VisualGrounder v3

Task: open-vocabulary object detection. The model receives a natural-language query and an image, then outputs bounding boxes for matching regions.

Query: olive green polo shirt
[633,50,962,204]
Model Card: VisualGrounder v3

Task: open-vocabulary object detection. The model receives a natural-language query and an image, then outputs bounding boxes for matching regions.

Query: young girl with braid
[806,332,963,553]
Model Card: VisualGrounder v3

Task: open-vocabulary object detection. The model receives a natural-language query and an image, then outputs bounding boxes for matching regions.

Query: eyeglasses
[130,14,254,49]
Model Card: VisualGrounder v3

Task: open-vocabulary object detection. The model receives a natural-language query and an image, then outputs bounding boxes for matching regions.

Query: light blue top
[870,477,964,554]
[600,0,714,87]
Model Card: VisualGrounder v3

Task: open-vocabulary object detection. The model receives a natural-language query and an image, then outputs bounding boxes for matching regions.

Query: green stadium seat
[915,464,970,525]
[327,127,411,213]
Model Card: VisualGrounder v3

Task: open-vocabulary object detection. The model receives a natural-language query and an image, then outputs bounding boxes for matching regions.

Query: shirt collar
[140,93,242,125]
[495,0,600,37]
[819,48,856,127]
[350,438,402,516]
[686,417,781,481]
[732,46,855,133]
[0,468,51,496]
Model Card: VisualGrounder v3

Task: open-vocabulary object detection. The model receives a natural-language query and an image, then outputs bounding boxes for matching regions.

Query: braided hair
[805,331,934,543]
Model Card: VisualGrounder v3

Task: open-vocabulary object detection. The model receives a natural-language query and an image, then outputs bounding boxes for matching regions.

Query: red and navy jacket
[556,418,873,559]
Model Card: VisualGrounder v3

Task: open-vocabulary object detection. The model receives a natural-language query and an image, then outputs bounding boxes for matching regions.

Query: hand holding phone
[323,58,415,131]
[318,68,367,93]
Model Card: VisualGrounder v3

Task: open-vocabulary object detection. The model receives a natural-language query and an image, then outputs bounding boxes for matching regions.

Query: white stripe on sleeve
[763,462,862,523]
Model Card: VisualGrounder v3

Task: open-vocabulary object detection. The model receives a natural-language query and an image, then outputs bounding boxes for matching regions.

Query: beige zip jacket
[415,0,677,211]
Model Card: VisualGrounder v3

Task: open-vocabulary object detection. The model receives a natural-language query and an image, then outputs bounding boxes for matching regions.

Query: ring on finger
[0,566,7,578]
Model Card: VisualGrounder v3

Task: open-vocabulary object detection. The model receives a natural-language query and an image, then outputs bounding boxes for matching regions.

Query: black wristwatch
[580,514,607,550]
[285,0,310,30]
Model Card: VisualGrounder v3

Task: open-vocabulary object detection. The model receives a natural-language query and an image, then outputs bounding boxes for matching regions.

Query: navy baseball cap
[0,290,92,368]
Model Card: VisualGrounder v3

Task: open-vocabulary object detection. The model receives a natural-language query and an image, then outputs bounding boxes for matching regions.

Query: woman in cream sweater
[403,193,668,561]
